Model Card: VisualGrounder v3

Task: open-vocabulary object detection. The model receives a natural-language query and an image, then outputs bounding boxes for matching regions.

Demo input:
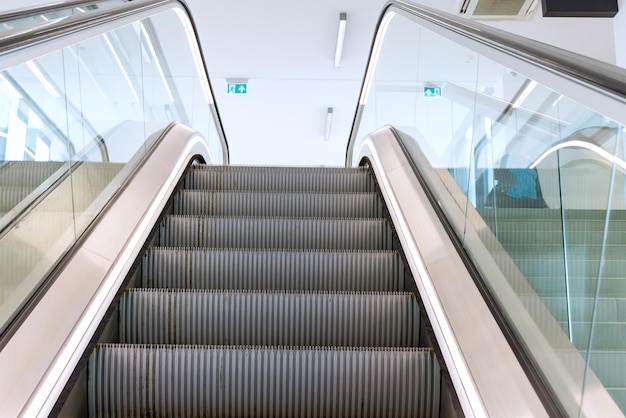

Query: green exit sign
[423,86,442,98]
[227,83,247,95]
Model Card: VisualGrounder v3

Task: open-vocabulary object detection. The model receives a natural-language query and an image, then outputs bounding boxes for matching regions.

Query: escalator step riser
[159,217,394,250]
[89,344,440,418]
[172,191,384,218]
[0,187,41,211]
[120,289,419,347]
[143,248,404,291]
[0,161,64,187]
[184,167,377,193]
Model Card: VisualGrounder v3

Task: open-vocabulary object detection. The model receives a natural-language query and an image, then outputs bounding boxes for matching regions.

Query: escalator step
[120,289,419,347]
[89,344,440,418]
[159,216,394,250]
[0,161,64,187]
[184,166,377,193]
[172,190,384,218]
[0,186,44,212]
[142,248,404,291]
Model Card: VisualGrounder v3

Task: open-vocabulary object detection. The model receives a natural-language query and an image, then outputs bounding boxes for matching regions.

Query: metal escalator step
[120,289,419,347]
[159,216,393,250]
[142,248,404,291]
[0,186,43,211]
[89,344,440,418]
[0,161,64,187]
[184,166,377,193]
[172,190,384,218]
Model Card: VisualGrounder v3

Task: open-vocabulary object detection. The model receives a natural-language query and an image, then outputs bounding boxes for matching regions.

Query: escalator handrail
[358,125,625,417]
[390,1,626,99]
[358,126,550,417]
[0,0,123,23]
[346,0,626,165]
[0,0,229,164]
[0,122,213,417]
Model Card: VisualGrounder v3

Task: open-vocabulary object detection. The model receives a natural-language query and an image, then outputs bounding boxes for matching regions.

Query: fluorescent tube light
[511,80,537,109]
[26,60,60,98]
[333,13,347,68]
[67,46,107,101]
[103,33,140,103]
[325,107,333,141]
[140,23,174,102]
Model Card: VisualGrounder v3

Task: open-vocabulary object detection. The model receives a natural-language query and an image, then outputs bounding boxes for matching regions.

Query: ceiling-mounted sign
[227,83,247,95]
[423,86,442,98]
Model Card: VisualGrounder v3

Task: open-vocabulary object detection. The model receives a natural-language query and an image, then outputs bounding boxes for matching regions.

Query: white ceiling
[185,0,620,166]
[187,0,390,166]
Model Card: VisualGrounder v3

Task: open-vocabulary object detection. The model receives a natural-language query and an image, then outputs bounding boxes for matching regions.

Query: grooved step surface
[172,190,384,218]
[184,166,377,193]
[120,289,419,347]
[89,164,441,417]
[0,161,64,187]
[89,344,440,418]
[142,248,404,292]
[159,216,394,250]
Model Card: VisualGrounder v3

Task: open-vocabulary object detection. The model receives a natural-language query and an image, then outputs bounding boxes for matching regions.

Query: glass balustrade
[0,1,224,335]
[350,6,626,416]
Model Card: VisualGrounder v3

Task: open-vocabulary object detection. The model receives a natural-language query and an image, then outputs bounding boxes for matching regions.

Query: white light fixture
[511,80,537,109]
[324,107,333,141]
[26,60,60,98]
[140,22,174,102]
[67,46,107,101]
[333,13,347,68]
[103,33,140,103]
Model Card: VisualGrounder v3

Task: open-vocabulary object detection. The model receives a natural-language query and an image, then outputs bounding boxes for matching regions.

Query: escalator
[1,0,626,417]
[87,165,441,417]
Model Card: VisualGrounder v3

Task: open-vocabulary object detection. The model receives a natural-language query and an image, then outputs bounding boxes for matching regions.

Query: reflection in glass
[351,10,626,415]
[0,5,223,336]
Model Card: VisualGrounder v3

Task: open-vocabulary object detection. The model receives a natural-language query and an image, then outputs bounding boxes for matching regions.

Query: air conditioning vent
[456,0,539,20]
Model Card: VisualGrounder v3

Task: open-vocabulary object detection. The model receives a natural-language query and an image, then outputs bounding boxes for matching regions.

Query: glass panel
[351,9,626,415]
[145,8,223,164]
[0,49,74,328]
[0,5,224,334]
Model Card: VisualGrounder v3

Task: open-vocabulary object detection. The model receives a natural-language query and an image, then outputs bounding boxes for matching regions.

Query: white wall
[615,0,626,67]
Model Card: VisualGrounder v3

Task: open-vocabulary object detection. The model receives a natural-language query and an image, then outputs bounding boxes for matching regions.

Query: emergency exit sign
[423,86,442,98]
[227,83,247,95]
